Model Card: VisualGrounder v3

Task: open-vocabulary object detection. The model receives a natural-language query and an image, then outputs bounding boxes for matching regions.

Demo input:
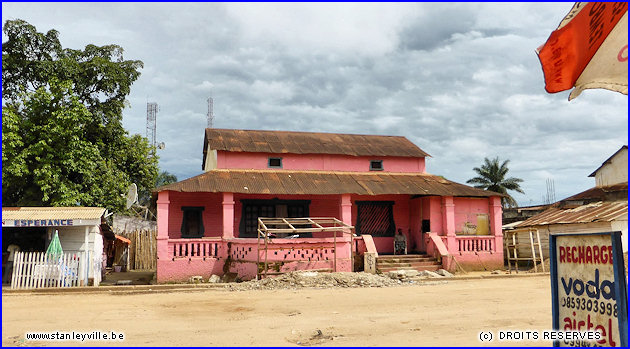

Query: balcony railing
[456,235,495,253]
[168,238,221,259]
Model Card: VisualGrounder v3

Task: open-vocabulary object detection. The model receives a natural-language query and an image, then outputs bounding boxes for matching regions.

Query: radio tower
[207,97,214,128]
[146,102,158,155]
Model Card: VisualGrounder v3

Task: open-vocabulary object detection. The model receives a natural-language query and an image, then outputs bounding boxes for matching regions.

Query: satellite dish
[157,142,166,150]
[125,183,138,209]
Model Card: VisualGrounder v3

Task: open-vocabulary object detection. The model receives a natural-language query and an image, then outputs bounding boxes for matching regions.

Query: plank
[10,251,20,289]
[26,251,34,289]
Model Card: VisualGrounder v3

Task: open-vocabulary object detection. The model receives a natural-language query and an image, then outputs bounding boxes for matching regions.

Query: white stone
[436,269,454,277]
[418,270,442,278]
[387,269,419,279]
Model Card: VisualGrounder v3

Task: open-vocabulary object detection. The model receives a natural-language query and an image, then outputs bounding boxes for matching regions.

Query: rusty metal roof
[562,183,627,202]
[204,129,430,158]
[2,207,106,221]
[515,201,628,227]
[156,169,499,197]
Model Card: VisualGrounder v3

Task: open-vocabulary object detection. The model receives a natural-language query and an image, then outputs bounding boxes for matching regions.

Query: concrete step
[377,255,437,262]
[376,255,433,262]
[376,261,440,268]
[376,257,435,263]
[375,254,442,273]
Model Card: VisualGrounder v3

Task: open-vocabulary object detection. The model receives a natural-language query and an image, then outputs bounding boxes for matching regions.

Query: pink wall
[454,252,504,271]
[409,198,422,252]
[424,196,443,235]
[157,258,225,283]
[165,191,223,239]
[216,151,426,173]
[227,238,353,279]
[453,197,490,234]
[157,237,228,283]
[489,196,502,237]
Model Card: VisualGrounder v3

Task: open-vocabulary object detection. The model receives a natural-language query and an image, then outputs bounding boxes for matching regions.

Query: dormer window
[268,157,283,168]
[370,160,383,171]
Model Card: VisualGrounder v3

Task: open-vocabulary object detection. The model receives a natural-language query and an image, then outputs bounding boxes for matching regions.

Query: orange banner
[537,2,628,95]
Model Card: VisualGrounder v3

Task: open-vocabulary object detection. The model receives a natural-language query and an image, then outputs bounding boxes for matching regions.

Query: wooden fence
[119,229,157,270]
[10,251,97,289]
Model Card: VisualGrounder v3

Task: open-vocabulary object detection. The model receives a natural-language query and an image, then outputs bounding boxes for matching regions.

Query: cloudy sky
[3,2,627,206]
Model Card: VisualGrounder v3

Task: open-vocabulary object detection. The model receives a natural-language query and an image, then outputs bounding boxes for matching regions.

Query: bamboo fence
[119,229,157,270]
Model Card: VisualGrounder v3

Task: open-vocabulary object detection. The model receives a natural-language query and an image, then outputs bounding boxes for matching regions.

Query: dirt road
[2,275,552,347]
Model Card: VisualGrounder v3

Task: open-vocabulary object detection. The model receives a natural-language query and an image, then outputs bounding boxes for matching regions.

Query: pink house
[155,129,504,282]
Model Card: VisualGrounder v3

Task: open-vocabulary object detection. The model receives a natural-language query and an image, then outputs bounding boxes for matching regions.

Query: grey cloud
[2,2,627,206]
[398,5,476,51]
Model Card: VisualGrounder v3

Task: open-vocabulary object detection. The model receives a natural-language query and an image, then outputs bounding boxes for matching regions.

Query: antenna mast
[207,97,214,128]
[146,102,158,154]
[545,178,556,204]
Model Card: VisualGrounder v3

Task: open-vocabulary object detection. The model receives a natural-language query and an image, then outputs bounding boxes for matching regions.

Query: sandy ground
[2,275,553,347]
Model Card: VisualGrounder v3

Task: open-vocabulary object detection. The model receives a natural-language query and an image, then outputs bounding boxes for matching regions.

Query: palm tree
[467,157,524,208]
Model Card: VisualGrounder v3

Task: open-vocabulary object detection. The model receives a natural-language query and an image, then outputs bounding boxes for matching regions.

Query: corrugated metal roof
[515,201,628,227]
[156,169,500,197]
[204,129,431,158]
[562,183,627,201]
[2,207,106,221]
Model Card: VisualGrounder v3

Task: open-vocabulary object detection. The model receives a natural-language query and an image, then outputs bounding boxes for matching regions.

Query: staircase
[375,254,442,273]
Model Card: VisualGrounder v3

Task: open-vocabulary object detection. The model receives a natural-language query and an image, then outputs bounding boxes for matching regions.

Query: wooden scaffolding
[505,228,546,274]
[256,217,354,279]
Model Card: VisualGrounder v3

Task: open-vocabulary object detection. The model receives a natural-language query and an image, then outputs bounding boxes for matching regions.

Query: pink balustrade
[455,236,496,253]
[424,233,503,272]
[452,235,503,271]
[159,237,353,282]
[168,238,223,259]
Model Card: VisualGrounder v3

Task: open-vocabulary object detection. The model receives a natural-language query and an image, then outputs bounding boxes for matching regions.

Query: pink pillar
[156,191,170,283]
[489,196,503,252]
[409,198,421,252]
[222,192,235,239]
[340,194,352,226]
[442,196,457,253]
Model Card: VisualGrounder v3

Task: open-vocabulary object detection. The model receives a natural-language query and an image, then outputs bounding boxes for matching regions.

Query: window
[421,220,431,233]
[268,157,283,168]
[475,214,489,235]
[356,201,395,237]
[181,207,204,238]
[239,199,310,238]
[370,160,383,171]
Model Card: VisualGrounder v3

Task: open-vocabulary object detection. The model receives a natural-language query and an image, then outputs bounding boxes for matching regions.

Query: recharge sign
[550,231,628,347]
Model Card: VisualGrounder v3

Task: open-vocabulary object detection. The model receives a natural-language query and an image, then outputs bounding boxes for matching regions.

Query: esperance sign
[2,218,100,227]
[550,231,628,347]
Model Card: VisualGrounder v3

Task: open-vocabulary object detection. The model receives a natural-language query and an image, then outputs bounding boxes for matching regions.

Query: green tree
[2,19,158,212]
[138,170,178,207]
[156,171,178,188]
[466,157,524,208]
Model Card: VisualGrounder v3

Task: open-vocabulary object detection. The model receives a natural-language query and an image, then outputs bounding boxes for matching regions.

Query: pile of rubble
[525,258,550,273]
[217,269,454,291]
